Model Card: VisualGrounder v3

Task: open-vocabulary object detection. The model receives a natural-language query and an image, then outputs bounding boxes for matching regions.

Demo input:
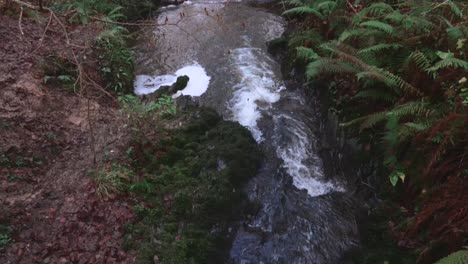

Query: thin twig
[31,11,53,54]
[18,6,24,39]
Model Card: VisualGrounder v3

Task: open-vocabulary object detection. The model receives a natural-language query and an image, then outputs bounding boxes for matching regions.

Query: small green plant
[434,250,468,264]
[119,94,176,141]
[90,163,134,198]
[41,55,77,91]
[0,224,14,248]
[0,234,13,247]
[97,37,135,94]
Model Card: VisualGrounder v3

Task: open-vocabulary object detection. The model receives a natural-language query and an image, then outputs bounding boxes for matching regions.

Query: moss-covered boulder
[124,107,261,264]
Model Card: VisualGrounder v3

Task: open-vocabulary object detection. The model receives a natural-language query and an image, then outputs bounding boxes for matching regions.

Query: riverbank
[275,0,468,263]
[0,1,263,263]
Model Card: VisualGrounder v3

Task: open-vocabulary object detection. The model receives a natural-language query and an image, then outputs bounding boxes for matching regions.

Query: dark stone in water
[171,75,189,93]
[146,75,190,100]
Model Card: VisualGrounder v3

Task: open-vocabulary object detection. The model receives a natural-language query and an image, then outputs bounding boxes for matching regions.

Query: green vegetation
[282,0,467,263]
[434,250,468,264]
[41,0,161,94]
[0,148,44,168]
[0,224,14,249]
[91,97,261,263]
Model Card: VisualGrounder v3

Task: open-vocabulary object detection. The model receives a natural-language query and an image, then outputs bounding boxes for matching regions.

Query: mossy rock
[126,107,261,264]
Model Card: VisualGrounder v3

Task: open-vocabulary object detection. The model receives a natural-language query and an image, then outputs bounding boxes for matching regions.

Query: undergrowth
[282,0,467,263]
[39,0,160,94]
[92,97,261,263]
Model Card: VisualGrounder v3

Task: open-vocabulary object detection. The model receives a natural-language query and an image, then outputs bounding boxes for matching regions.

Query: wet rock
[169,75,189,93]
[147,75,190,100]
[175,95,199,111]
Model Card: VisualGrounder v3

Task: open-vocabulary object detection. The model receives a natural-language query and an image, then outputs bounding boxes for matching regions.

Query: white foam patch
[134,75,177,95]
[174,64,211,96]
[134,63,210,97]
[229,48,282,142]
[274,114,340,197]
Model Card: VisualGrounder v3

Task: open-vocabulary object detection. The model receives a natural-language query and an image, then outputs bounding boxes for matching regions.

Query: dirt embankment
[0,12,137,263]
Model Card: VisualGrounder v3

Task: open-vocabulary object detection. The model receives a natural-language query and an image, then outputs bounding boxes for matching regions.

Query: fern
[306,58,357,79]
[316,1,338,15]
[360,20,394,34]
[282,0,305,7]
[354,89,396,102]
[357,43,403,55]
[384,11,405,24]
[338,28,384,42]
[282,7,324,18]
[353,2,394,24]
[434,250,468,264]
[403,51,432,71]
[295,46,319,61]
[357,67,423,96]
[400,16,435,34]
[288,29,324,48]
[427,57,468,77]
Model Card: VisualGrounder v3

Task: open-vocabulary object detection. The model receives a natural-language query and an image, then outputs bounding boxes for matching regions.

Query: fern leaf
[296,46,319,61]
[341,111,387,131]
[282,6,324,18]
[282,0,304,7]
[384,11,405,24]
[356,67,422,96]
[403,51,431,71]
[360,20,394,34]
[338,28,384,42]
[426,57,468,77]
[306,58,357,80]
[316,1,337,15]
[434,250,468,264]
[353,3,394,24]
[358,43,403,55]
[354,89,396,102]
[388,101,428,119]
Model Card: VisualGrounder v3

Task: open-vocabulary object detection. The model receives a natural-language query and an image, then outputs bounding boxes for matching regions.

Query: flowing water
[134,1,359,263]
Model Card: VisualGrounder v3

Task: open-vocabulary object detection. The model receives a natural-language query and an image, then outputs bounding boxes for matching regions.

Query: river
[133,0,360,263]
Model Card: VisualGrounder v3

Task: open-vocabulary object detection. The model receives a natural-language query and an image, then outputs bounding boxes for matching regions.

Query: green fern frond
[384,11,405,24]
[345,111,387,131]
[426,57,468,77]
[354,89,396,102]
[446,26,468,44]
[296,46,319,61]
[353,2,394,24]
[357,67,422,96]
[282,0,305,7]
[358,43,403,55]
[288,29,324,47]
[343,101,428,131]
[400,16,435,34]
[403,51,432,71]
[306,58,357,80]
[339,28,384,42]
[282,6,324,18]
[360,20,394,34]
[316,1,337,15]
[434,250,468,264]
[388,101,429,119]
[320,42,371,70]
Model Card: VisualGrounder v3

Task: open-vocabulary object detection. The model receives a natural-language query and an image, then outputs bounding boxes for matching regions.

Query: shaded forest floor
[0,13,138,263]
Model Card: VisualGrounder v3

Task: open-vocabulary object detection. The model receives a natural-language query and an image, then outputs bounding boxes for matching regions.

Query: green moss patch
[124,108,262,263]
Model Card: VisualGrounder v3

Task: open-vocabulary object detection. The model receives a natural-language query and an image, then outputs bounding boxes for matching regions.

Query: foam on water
[134,63,210,97]
[174,64,211,96]
[274,114,338,197]
[229,48,282,142]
